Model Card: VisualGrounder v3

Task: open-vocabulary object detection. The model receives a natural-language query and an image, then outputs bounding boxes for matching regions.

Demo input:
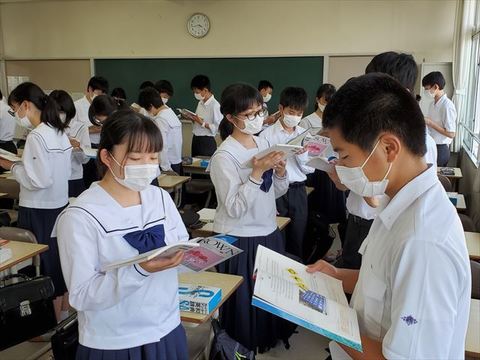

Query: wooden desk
[158,175,191,207]
[0,192,8,198]
[447,192,467,211]
[466,298,480,358]
[179,271,243,324]
[0,241,48,272]
[193,209,291,238]
[183,158,209,176]
[465,232,480,261]
[306,186,314,196]
[438,167,463,191]
[0,171,13,179]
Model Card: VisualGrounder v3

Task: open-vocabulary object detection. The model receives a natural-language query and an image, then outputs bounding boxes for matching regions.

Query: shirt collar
[379,164,438,230]
[202,94,215,106]
[274,118,302,135]
[434,94,447,107]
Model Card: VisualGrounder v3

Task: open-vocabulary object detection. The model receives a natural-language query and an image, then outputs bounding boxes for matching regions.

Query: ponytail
[41,94,67,132]
[219,117,234,141]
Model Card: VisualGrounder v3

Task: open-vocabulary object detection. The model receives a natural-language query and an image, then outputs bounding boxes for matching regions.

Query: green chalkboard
[94,56,324,115]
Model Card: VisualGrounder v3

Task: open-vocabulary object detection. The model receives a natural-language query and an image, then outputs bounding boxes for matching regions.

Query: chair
[438,174,453,192]
[459,214,477,232]
[0,227,40,276]
[185,179,214,208]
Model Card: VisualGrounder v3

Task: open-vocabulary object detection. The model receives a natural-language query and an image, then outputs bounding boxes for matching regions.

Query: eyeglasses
[7,109,15,117]
[235,108,268,121]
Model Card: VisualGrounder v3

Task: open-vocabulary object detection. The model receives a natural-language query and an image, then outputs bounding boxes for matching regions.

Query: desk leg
[174,186,182,208]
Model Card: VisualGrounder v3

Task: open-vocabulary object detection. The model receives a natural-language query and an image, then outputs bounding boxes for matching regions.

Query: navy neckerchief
[260,169,273,193]
[123,224,166,254]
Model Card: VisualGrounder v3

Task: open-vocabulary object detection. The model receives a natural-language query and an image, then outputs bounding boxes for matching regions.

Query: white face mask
[282,114,302,128]
[335,140,393,197]
[194,92,204,101]
[263,94,272,103]
[109,153,160,192]
[317,102,326,112]
[59,112,67,123]
[424,88,436,99]
[15,110,33,129]
[234,115,264,135]
[161,97,169,105]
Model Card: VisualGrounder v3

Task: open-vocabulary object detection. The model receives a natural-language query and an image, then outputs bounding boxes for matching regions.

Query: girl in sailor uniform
[210,83,295,352]
[55,110,189,359]
[0,82,72,322]
[50,90,90,198]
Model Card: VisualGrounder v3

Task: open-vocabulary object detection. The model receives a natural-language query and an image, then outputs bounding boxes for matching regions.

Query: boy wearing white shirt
[258,80,278,127]
[190,75,222,157]
[73,76,109,148]
[422,71,457,167]
[300,83,336,131]
[260,87,314,259]
[154,79,174,106]
[308,73,470,359]
[138,87,183,174]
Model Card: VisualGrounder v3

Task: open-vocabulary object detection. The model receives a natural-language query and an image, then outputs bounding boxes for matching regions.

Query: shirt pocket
[362,272,387,340]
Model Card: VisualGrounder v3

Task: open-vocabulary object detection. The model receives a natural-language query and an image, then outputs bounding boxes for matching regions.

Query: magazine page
[243,144,303,168]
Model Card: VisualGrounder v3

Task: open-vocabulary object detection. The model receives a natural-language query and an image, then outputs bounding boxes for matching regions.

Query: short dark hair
[365,51,418,92]
[422,71,446,90]
[49,90,76,123]
[191,75,211,91]
[323,73,426,157]
[316,83,336,102]
[138,87,163,111]
[111,87,127,100]
[87,76,109,93]
[139,81,154,90]
[218,83,263,140]
[154,80,174,96]
[279,87,308,111]
[88,95,118,126]
[97,110,163,176]
[258,80,273,91]
[8,82,67,132]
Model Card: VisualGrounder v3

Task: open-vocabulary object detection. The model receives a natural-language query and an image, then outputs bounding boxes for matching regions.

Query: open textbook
[0,149,22,163]
[301,134,338,173]
[287,127,323,146]
[177,108,197,120]
[252,246,362,352]
[243,144,303,168]
[102,235,242,272]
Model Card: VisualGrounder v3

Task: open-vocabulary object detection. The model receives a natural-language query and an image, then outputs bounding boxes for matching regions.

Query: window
[462,0,480,166]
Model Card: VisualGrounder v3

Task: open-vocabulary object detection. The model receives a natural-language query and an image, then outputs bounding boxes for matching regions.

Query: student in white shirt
[422,71,457,167]
[73,76,109,148]
[300,83,336,130]
[55,110,189,359]
[138,87,183,174]
[83,95,118,188]
[211,83,295,352]
[190,75,222,157]
[50,90,90,198]
[260,87,314,259]
[0,89,17,154]
[154,79,174,106]
[0,82,72,322]
[258,80,278,127]
[308,73,470,359]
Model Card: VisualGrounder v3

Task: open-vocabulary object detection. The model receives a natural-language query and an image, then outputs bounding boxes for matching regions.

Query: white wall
[0,0,456,62]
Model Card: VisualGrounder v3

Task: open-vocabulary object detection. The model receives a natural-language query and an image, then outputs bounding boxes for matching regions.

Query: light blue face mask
[335,140,393,197]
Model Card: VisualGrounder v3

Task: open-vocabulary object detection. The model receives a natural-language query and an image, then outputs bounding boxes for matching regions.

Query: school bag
[303,210,336,264]
[50,312,79,360]
[209,318,255,360]
[0,274,57,350]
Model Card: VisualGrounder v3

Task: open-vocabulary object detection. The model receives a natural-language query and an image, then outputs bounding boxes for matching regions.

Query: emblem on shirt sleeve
[401,315,418,326]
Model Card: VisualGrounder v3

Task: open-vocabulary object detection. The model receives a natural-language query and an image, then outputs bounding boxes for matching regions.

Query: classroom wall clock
[187,13,210,38]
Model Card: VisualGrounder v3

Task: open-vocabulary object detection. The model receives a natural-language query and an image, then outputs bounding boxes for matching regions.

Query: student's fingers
[306,260,335,274]
[141,251,184,272]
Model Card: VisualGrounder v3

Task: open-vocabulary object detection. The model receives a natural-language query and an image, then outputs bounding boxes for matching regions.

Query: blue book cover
[179,284,222,315]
